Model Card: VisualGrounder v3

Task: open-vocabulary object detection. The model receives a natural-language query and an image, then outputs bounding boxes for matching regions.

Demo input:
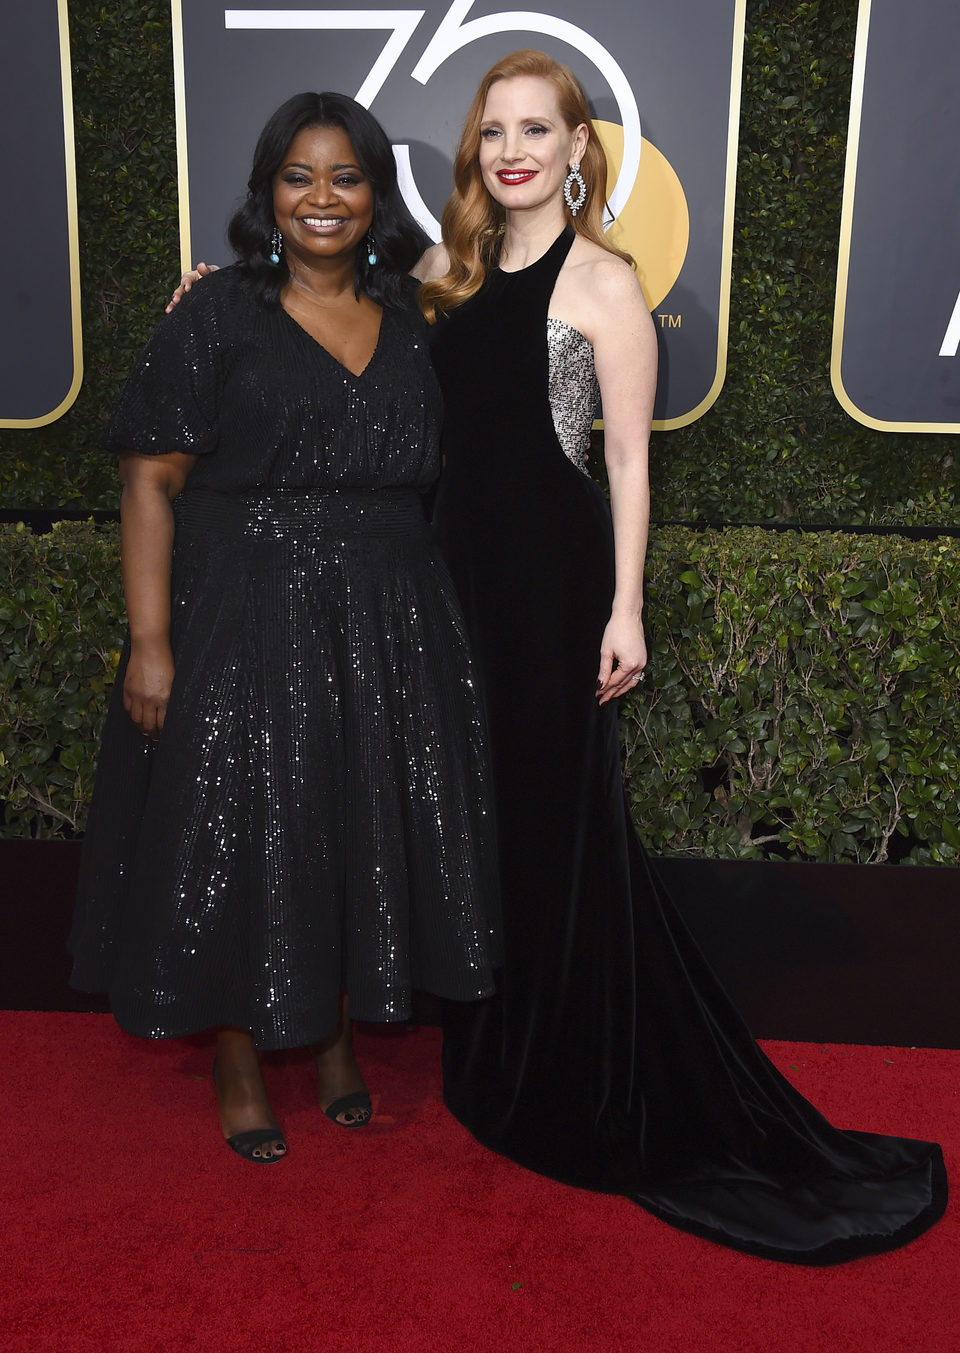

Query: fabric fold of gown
[430,228,946,1264]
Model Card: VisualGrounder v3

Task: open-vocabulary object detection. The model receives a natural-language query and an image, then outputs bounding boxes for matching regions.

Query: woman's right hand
[165,262,219,312]
[123,639,175,738]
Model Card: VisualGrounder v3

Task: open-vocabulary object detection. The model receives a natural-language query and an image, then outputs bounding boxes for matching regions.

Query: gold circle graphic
[594,121,689,310]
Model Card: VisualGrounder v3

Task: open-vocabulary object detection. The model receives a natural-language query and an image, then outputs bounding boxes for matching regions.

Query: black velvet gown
[70,267,500,1050]
[430,228,947,1264]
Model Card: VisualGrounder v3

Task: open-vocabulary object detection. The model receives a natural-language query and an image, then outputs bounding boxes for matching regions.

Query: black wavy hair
[227,92,429,308]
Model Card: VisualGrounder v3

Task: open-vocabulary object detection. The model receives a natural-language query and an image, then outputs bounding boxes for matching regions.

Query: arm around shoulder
[411,241,450,282]
[166,260,220,312]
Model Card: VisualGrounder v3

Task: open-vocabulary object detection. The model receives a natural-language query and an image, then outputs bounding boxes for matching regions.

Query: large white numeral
[940,288,960,358]
[411,0,641,220]
[224,10,425,107]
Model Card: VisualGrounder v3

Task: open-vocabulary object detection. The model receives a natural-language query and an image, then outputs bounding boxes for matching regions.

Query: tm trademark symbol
[657,313,682,329]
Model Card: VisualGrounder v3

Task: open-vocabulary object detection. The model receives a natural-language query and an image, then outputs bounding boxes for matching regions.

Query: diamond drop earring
[563,162,587,217]
[268,225,283,265]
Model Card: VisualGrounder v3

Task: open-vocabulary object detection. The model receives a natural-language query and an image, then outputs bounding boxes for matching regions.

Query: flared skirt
[70,487,500,1049]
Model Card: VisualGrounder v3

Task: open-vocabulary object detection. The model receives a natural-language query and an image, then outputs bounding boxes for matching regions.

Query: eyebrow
[479,116,557,127]
[280,160,363,172]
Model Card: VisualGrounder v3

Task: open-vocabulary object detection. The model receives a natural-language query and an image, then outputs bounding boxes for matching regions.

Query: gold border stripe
[653,0,746,432]
[1,0,83,428]
[171,0,193,272]
[831,0,959,434]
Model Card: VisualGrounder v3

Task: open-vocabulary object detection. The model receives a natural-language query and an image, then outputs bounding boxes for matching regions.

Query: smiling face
[272,123,375,268]
[478,75,587,217]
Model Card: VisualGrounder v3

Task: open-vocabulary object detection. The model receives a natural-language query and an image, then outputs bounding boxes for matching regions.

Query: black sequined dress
[430,228,947,1264]
[70,267,500,1050]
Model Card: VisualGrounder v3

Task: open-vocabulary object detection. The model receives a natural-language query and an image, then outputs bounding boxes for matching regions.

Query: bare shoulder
[411,241,450,282]
[571,239,642,305]
[553,238,646,338]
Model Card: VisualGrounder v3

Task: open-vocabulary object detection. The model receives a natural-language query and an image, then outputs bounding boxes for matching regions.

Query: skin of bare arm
[119,450,197,736]
[410,242,449,282]
[556,248,657,704]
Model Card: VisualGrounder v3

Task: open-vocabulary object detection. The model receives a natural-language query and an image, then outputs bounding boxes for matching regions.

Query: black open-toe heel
[212,1060,287,1161]
[223,1127,288,1162]
[323,1090,372,1128]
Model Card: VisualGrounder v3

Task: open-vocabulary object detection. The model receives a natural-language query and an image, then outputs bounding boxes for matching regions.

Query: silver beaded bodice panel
[547,318,600,475]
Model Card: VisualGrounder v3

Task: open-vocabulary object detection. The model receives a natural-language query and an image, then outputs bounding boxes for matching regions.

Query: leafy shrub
[0,522,123,837]
[623,527,960,863]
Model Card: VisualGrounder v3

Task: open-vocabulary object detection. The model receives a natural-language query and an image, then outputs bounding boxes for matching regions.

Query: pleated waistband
[174,487,428,540]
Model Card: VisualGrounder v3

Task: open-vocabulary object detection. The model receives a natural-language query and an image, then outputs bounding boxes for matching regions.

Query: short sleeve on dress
[101,272,231,457]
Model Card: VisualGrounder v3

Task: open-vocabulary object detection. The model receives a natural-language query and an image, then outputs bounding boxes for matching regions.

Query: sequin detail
[70,268,501,1050]
[546,317,599,474]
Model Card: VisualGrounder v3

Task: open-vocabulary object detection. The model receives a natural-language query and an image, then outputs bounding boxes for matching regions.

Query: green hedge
[623,527,960,864]
[0,522,124,837]
[4,520,958,863]
[1,0,958,525]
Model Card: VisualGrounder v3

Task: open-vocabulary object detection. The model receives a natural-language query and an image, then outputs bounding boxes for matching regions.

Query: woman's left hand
[596,613,647,704]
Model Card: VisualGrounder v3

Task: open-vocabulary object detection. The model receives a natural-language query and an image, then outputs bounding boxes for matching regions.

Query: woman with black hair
[70,93,500,1162]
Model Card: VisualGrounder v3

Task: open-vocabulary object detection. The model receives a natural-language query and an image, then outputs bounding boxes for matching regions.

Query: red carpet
[2,1013,956,1353]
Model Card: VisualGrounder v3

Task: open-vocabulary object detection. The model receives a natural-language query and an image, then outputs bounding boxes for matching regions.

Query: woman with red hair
[415,48,946,1264]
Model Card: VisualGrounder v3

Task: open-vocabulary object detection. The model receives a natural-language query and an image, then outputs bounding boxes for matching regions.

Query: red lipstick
[496,169,538,185]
